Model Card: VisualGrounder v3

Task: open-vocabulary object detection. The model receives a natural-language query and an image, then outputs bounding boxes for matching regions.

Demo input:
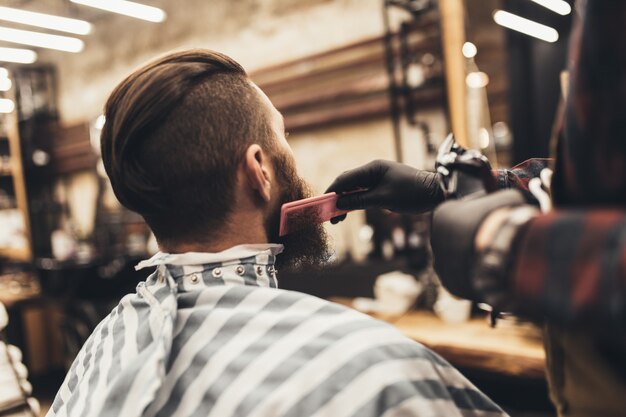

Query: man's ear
[244,144,272,203]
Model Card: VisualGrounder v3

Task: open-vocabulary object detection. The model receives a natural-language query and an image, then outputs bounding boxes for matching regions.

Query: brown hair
[100,49,275,246]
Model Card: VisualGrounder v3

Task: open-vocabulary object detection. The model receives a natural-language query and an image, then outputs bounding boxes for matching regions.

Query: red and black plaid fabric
[497,2,626,333]
[513,210,626,332]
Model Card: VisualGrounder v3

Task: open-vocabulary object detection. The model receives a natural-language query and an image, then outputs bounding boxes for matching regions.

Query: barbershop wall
[42,0,447,257]
[42,0,385,123]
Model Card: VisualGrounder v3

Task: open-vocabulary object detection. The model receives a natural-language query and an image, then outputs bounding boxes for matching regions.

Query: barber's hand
[325,160,444,223]
[430,189,527,300]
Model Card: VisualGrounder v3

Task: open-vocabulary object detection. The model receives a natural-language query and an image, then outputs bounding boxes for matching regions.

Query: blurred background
[0,1,575,415]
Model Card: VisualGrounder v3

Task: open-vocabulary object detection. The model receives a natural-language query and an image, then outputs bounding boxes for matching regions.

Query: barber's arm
[431,192,626,336]
[433,0,626,336]
[325,158,551,220]
[501,209,626,333]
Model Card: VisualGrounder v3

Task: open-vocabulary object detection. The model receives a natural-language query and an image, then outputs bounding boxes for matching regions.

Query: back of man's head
[100,50,276,247]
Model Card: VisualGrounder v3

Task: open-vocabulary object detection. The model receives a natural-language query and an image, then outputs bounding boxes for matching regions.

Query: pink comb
[279,192,350,236]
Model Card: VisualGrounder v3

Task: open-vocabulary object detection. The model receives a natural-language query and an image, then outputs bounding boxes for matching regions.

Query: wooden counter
[332,298,546,380]
[0,289,40,309]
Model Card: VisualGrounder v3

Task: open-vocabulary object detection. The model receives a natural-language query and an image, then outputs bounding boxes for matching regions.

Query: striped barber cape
[47,244,507,417]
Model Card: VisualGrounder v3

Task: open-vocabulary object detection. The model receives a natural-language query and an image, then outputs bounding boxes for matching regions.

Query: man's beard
[265,152,330,272]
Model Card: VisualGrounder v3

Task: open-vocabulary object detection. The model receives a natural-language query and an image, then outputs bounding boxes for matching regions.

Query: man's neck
[160,211,270,254]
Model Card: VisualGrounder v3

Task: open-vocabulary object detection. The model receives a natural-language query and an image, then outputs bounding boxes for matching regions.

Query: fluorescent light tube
[493,10,559,43]
[0,47,37,64]
[70,0,166,23]
[0,26,84,53]
[0,6,92,35]
[0,98,15,114]
[529,0,571,16]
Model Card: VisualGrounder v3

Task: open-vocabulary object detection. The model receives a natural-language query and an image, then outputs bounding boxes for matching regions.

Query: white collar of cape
[134,243,284,271]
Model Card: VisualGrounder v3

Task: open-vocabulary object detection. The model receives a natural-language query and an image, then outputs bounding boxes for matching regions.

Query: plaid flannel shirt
[490,3,626,336]
[494,161,626,336]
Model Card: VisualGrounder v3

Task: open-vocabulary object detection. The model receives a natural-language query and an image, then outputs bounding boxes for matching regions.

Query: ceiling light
[493,10,559,43]
[0,6,92,35]
[462,42,477,59]
[466,72,489,89]
[529,0,571,15]
[0,98,15,113]
[94,114,106,130]
[70,0,166,23]
[0,26,84,53]
[0,68,7,78]
[479,128,491,149]
[0,47,37,64]
[0,78,12,92]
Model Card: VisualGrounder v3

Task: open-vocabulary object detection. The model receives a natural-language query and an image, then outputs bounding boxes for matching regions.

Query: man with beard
[46,50,505,417]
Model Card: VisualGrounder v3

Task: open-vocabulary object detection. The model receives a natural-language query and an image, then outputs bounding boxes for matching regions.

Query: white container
[434,287,472,324]
[373,271,423,315]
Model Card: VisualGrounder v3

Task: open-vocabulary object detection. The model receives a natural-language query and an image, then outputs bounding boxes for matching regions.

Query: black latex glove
[325,160,444,223]
[430,189,526,300]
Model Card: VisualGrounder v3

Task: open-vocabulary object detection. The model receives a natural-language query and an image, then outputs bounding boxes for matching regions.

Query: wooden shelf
[332,298,546,380]
[250,20,444,133]
[0,68,32,263]
[0,246,31,262]
[0,287,40,308]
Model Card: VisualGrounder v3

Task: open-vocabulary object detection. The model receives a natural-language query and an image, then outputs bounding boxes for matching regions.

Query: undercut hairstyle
[100,49,276,246]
